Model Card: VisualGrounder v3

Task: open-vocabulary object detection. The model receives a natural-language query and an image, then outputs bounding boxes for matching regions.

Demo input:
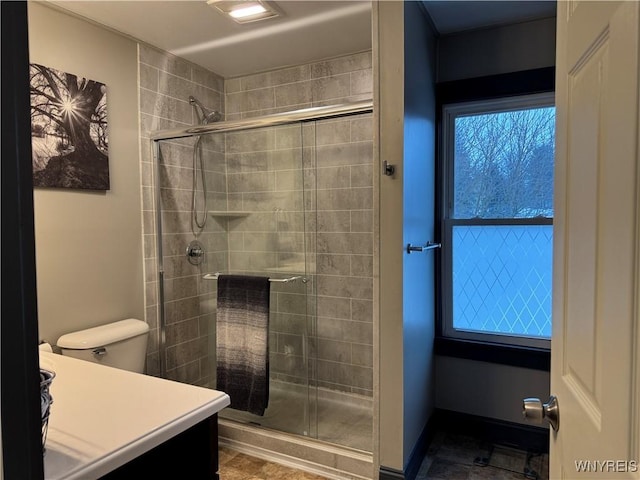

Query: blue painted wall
[402,1,437,469]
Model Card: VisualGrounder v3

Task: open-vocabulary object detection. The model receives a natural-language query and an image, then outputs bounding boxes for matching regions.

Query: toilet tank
[57,319,149,373]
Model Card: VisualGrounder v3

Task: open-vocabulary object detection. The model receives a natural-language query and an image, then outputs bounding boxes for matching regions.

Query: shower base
[219,420,373,480]
[220,381,373,451]
[218,381,373,479]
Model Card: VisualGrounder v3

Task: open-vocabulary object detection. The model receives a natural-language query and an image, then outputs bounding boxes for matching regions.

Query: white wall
[435,356,550,425]
[377,0,406,469]
[437,17,556,82]
[28,3,144,345]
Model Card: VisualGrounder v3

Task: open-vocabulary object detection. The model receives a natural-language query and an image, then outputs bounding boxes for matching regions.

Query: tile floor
[218,447,329,480]
[218,431,549,480]
[415,431,549,480]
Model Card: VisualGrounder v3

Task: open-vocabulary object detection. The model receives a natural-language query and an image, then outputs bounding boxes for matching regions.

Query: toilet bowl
[57,319,149,373]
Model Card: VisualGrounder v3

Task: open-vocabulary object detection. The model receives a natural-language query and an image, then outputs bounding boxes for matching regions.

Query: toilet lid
[57,319,149,349]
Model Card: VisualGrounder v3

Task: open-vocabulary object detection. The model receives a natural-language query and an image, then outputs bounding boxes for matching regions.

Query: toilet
[56,318,149,373]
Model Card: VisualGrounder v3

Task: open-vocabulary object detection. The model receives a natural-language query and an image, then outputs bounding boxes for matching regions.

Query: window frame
[440,92,555,350]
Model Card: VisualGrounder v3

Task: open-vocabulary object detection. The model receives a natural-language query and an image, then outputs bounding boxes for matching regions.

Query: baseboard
[379,409,548,480]
[433,409,549,453]
[379,466,404,480]
[404,414,436,480]
[379,414,436,480]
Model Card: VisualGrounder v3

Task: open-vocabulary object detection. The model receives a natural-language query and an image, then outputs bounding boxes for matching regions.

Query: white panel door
[551,1,639,478]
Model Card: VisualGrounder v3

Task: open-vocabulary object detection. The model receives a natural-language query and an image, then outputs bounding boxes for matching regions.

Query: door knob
[523,395,559,432]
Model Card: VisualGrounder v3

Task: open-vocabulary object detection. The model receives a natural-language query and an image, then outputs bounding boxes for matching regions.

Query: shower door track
[151,100,373,141]
[151,100,373,377]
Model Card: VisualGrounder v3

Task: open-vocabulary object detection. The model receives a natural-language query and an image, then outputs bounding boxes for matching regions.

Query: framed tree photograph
[30,64,109,190]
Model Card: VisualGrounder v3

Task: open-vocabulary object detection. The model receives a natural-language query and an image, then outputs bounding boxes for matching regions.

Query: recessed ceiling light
[228,4,267,18]
[207,0,281,24]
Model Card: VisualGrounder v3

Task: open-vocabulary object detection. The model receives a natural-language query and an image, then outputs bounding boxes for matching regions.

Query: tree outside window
[442,94,554,347]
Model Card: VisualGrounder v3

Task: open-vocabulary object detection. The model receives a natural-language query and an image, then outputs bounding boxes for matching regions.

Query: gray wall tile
[317,211,351,233]
[317,232,373,255]
[317,338,352,363]
[316,142,373,167]
[275,82,312,108]
[317,275,373,300]
[316,119,351,146]
[352,343,373,367]
[227,87,275,114]
[351,255,373,277]
[317,296,351,320]
[142,49,374,395]
[140,64,159,92]
[310,52,372,78]
[317,254,351,276]
[350,70,373,95]
[351,210,373,233]
[312,75,351,102]
[317,166,351,189]
[351,164,373,188]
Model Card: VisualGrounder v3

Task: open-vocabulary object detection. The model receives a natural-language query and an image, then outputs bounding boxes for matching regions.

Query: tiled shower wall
[139,46,373,396]
[225,51,374,396]
[138,43,225,382]
[225,52,372,119]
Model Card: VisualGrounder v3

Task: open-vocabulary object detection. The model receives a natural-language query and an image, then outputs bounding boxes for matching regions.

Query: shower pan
[149,101,374,473]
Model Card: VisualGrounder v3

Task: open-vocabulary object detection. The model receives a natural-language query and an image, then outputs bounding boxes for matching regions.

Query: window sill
[434,336,550,371]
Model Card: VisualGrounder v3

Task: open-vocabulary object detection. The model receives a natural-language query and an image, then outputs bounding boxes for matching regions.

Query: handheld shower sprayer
[187,94,222,238]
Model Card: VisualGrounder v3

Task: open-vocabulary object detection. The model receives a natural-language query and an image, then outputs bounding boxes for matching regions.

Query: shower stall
[149,101,374,474]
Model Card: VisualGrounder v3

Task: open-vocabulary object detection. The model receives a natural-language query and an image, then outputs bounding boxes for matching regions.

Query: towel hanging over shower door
[216,274,270,416]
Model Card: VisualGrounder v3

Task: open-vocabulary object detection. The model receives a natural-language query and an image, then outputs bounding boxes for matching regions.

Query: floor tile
[416,430,548,480]
[524,453,549,480]
[468,465,529,480]
[223,453,267,476]
[218,431,548,480]
[436,433,491,466]
[218,448,329,480]
[220,446,241,465]
[427,458,473,479]
[488,445,527,472]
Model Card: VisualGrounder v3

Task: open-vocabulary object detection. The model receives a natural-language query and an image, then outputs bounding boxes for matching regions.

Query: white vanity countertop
[40,351,230,480]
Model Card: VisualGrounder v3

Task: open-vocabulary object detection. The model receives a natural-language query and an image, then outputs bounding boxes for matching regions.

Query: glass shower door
[152,101,374,453]
[216,123,312,436]
[155,132,226,389]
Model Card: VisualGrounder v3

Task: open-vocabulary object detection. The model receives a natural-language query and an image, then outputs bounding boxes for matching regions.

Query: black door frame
[1,1,45,478]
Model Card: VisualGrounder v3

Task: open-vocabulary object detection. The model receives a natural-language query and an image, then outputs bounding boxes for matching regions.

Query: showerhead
[188,95,222,124]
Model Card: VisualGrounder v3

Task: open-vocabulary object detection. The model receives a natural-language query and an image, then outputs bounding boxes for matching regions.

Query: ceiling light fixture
[207,0,281,24]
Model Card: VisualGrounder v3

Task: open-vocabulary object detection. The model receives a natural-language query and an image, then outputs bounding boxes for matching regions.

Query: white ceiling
[422,1,556,35]
[47,0,373,78]
[47,0,556,79]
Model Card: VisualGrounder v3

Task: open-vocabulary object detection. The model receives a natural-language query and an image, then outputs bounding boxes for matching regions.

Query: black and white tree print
[30,64,109,190]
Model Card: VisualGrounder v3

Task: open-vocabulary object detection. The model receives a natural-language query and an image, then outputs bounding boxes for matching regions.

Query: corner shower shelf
[208,211,251,218]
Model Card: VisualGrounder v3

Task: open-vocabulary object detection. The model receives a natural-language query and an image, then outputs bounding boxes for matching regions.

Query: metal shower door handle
[522,395,559,431]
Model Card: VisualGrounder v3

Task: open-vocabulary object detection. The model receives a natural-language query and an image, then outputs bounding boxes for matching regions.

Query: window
[441,93,555,349]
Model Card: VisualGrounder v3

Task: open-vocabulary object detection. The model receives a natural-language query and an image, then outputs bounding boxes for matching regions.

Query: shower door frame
[150,100,373,378]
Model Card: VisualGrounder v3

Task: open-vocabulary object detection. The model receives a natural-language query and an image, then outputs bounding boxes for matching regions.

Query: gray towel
[216,275,270,416]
